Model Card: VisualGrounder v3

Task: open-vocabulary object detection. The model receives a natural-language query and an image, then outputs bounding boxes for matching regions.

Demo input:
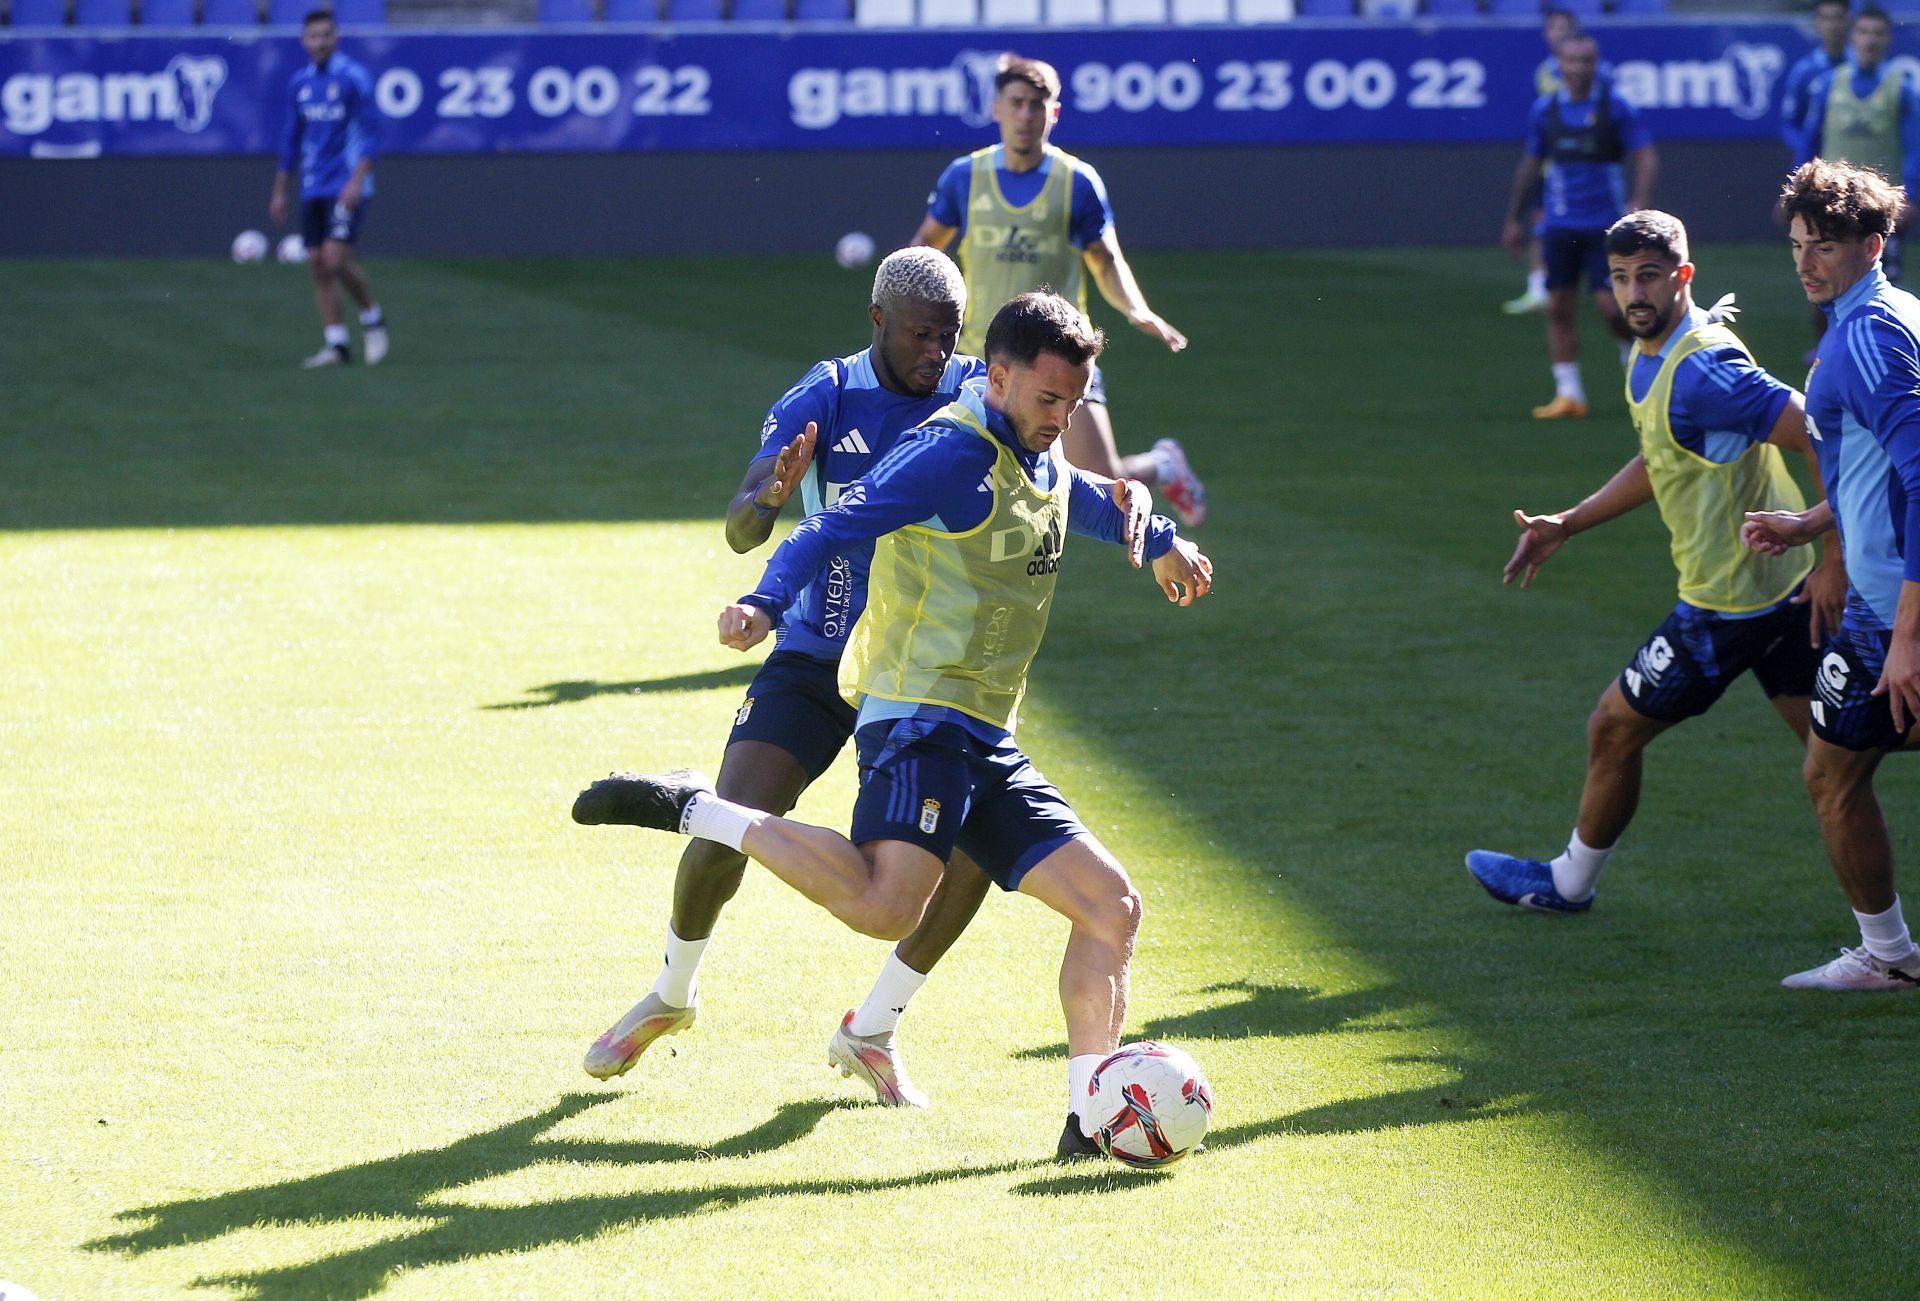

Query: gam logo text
[2,56,228,136]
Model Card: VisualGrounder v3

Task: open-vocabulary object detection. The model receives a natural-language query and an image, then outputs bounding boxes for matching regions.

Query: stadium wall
[0,137,1793,257]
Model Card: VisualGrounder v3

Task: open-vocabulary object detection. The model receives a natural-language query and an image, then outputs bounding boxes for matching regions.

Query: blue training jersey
[745,378,1180,741]
[1805,266,1920,632]
[1526,86,1651,231]
[1780,45,1846,153]
[280,53,380,201]
[1628,304,1795,465]
[926,146,1113,248]
[752,349,989,661]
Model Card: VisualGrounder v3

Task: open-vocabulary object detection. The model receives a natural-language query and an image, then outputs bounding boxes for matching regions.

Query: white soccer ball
[835,231,876,269]
[276,233,306,264]
[230,229,268,263]
[1085,1040,1213,1168]
[0,1281,44,1301]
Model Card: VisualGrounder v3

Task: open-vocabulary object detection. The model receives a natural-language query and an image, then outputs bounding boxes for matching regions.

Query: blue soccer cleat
[1465,850,1593,913]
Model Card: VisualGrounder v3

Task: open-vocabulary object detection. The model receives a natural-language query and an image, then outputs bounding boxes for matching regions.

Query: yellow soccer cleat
[1530,395,1590,420]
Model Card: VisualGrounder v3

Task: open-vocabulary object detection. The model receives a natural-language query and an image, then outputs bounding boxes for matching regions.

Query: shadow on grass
[89,1092,1035,1300]
[1012,981,1422,1061]
[482,664,758,711]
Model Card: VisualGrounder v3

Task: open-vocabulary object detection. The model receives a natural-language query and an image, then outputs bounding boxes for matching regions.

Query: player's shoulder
[946,354,990,388]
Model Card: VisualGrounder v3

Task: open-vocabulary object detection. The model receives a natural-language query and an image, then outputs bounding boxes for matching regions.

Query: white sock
[1855,897,1914,963]
[849,951,929,1037]
[1552,362,1585,403]
[681,793,758,852]
[650,924,709,1008]
[359,304,384,328]
[1527,269,1546,297]
[1550,831,1611,902]
[1069,1053,1103,1131]
[323,324,349,348]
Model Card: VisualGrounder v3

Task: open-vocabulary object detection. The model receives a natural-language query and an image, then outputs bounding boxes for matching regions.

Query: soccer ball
[835,231,876,269]
[276,233,306,264]
[1085,1040,1213,1168]
[230,229,268,263]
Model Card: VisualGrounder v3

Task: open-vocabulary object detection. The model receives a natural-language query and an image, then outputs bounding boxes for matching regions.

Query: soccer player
[269,9,388,369]
[1502,33,1657,420]
[1468,209,1844,913]
[910,53,1208,528]
[1741,160,1920,990]
[1780,0,1853,163]
[582,248,999,1106]
[1504,7,1584,317]
[573,292,1213,1159]
[1795,7,1920,285]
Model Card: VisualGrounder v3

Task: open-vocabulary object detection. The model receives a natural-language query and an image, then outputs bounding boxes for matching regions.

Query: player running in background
[1780,0,1853,163]
[1795,6,1920,285]
[1503,33,1657,420]
[910,54,1208,528]
[1468,209,1844,913]
[574,293,1213,1160]
[1743,161,1920,990]
[269,9,388,370]
[582,249,1000,1106]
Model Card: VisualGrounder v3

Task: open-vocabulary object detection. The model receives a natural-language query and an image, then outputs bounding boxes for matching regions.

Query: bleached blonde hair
[871,247,967,314]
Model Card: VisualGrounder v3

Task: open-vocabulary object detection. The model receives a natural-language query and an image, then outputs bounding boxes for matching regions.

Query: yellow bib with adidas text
[958,146,1089,357]
[839,407,1067,732]
[1625,322,1811,613]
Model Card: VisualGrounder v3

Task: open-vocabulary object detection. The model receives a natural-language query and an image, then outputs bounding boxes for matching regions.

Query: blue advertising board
[2,22,1914,159]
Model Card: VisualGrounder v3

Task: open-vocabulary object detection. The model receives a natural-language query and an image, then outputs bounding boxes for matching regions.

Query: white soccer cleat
[300,344,349,369]
[827,1009,930,1108]
[363,325,389,366]
[583,993,696,1079]
[1781,946,1920,991]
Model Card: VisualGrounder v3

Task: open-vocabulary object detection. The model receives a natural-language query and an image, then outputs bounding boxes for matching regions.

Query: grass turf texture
[3,246,1915,1299]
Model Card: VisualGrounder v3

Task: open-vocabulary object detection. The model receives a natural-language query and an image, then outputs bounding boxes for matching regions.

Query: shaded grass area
[3,246,1915,1297]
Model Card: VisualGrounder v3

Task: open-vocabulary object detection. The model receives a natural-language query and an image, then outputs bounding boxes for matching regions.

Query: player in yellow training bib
[573,292,1214,1164]
[1467,209,1845,914]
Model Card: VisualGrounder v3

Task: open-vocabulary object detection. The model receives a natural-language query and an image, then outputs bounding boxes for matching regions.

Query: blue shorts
[725,649,857,782]
[1811,622,1914,752]
[1618,595,1817,723]
[303,196,368,249]
[848,717,1087,890]
[1541,225,1609,293]
[1086,361,1108,407]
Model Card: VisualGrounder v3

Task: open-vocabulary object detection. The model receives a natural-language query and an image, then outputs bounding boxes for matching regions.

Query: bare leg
[1803,737,1897,914]
[1768,691,1813,746]
[1063,402,1158,484]
[894,849,993,974]
[307,248,344,328]
[1546,286,1579,364]
[738,817,945,942]
[671,740,811,941]
[1592,287,1630,342]
[1574,681,1674,850]
[328,241,375,311]
[1016,836,1142,1057]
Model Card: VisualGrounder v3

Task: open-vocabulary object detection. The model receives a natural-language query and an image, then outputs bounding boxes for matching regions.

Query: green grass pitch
[3,244,1915,1298]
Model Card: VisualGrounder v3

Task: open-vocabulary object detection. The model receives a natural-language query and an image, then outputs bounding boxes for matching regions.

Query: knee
[1587,702,1641,760]
[319,245,346,275]
[305,249,328,279]
[1087,883,1144,953]
[1802,752,1857,818]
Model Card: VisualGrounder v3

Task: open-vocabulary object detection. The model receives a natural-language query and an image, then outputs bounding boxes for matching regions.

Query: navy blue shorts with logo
[1617,594,1817,723]
[302,196,368,249]
[724,649,857,782]
[848,717,1087,890]
[1541,225,1609,293]
[1811,622,1915,752]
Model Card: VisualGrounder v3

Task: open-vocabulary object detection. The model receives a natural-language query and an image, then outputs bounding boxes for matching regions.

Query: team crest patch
[919,799,941,834]
[735,696,754,727]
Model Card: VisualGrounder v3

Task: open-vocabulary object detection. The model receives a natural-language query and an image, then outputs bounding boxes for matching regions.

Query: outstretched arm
[1504,456,1654,588]
[1082,233,1186,352]
[724,423,817,554]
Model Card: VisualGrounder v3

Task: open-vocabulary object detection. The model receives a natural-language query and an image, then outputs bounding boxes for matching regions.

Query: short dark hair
[996,54,1062,102]
[1605,209,1690,265]
[1780,157,1904,243]
[303,7,335,25]
[1855,4,1892,27]
[983,292,1105,369]
[1543,7,1575,23]
[1813,0,1850,13]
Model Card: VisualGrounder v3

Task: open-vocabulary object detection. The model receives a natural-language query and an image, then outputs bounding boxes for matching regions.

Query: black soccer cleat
[1056,1112,1104,1162]
[571,768,713,830]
